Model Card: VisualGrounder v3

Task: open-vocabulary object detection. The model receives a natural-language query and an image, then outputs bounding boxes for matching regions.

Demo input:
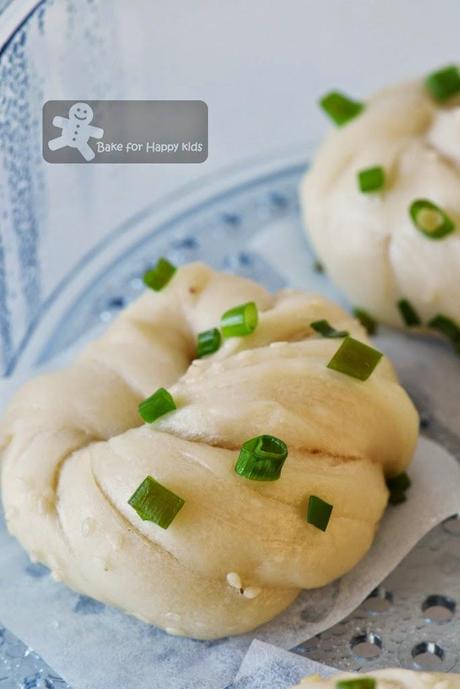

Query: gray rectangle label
[43,100,208,163]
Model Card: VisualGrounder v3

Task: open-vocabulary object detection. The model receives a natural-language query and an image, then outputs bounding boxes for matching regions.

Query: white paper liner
[232,640,336,689]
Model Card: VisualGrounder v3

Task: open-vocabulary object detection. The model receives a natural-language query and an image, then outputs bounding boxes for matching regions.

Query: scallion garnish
[426,65,460,101]
[235,435,288,481]
[310,320,349,339]
[319,91,364,126]
[428,314,460,340]
[397,299,421,327]
[197,328,221,358]
[327,336,383,381]
[336,679,376,689]
[428,314,460,354]
[357,166,385,193]
[306,495,333,532]
[386,472,411,506]
[409,199,455,240]
[221,302,258,338]
[128,475,184,529]
[313,259,324,273]
[352,307,378,335]
[388,493,407,506]
[139,387,176,423]
[143,257,176,291]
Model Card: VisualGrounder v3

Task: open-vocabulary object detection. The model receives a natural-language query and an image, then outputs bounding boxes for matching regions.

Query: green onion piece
[197,328,222,358]
[128,475,184,529]
[306,495,333,532]
[428,314,460,354]
[336,679,376,689]
[387,472,411,493]
[319,91,364,126]
[235,435,288,481]
[139,387,176,423]
[409,199,455,240]
[386,472,411,506]
[357,166,385,193]
[397,299,421,327]
[353,307,378,335]
[388,492,407,505]
[143,257,176,291]
[428,314,460,340]
[426,65,460,101]
[327,336,383,381]
[313,259,324,273]
[310,319,349,339]
[221,301,258,338]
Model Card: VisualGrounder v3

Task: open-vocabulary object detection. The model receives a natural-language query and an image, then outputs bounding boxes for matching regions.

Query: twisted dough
[0,263,418,639]
[300,78,460,329]
[292,669,460,689]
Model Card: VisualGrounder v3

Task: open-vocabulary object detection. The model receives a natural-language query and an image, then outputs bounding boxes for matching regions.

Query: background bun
[301,77,460,336]
[292,668,460,689]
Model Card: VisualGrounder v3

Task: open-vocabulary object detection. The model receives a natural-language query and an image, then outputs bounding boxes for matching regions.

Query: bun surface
[0,263,418,639]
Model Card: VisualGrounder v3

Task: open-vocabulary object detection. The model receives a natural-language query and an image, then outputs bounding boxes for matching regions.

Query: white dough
[292,669,460,689]
[0,263,418,639]
[300,78,460,329]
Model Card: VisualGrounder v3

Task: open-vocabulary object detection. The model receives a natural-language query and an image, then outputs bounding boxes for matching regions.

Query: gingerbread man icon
[48,102,103,161]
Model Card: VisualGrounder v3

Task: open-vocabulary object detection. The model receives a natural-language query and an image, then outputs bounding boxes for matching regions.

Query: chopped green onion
[388,492,407,506]
[143,257,176,291]
[336,679,376,689]
[397,299,421,327]
[327,336,383,381]
[409,199,455,240]
[352,307,378,335]
[426,65,460,101]
[306,495,333,532]
[197,328,221,358]
[319,91,364,126]
[388,493,407,505]
[128,475,184,529]
[313,259,324,273]
[221,301,258,338]
[235,435,288,481]
[139,387,176,423]
[387,472,411,493]
[310,319,349,339]
[428,314,460,340]
[357,166,385,193]
[428,314,460,354]
[386,472,411,506]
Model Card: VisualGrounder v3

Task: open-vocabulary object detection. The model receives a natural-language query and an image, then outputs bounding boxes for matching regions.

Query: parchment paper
[231,640,336,689]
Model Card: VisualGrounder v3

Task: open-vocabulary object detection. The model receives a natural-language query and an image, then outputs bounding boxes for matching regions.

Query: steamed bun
[0,263,418,639]
[301,70,460,346]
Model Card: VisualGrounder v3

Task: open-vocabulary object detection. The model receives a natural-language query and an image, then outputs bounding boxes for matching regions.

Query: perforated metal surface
[295,515,460,672]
